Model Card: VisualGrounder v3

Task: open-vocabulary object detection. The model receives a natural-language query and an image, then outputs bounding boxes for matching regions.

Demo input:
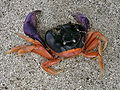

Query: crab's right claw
[72,13,89,31]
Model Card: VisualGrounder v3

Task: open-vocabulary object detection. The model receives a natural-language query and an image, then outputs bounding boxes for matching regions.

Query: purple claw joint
[23,10,41,37]
[72,13,89,31]
[23,10,47,48]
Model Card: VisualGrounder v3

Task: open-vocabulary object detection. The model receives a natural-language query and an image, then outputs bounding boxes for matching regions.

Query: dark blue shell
[45,22,86,53]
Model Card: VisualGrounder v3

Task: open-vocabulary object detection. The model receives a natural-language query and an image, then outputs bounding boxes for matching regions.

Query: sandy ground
[0,0,120,90]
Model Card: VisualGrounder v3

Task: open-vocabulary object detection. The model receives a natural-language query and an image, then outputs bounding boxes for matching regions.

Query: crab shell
[45,22,86,53]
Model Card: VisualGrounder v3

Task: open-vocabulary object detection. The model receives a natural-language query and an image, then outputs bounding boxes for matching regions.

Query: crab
[7,10,108,78]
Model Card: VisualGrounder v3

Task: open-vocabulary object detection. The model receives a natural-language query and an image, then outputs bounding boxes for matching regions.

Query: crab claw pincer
[23,10,47,48]
[72,13,89,31]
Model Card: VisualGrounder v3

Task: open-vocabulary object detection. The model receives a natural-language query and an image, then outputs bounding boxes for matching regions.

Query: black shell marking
[45,22,86,53]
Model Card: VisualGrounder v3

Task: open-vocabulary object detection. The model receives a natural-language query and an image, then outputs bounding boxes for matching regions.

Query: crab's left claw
[72,13,89,31]
[23,10,47,48]
[24,10,41,36]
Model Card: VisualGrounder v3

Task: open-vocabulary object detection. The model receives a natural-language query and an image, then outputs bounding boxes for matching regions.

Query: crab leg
[81,52,103,78]
[85,38,102,55]
[85,31,108,51]
[82,31,107,78]
[7,33,62,75]
[6,33,38,56]
[41,58,63,75]
[7,45,35,56]
[7,45,27,54]
[16,33,40,45]
[7,33,54,59]
[85,30,94,44]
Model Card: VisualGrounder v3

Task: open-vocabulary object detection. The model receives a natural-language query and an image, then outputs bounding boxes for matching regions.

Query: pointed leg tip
[18,53,22,56]
[90,57,97,60]
[99,49,102,56]
[52,69,64,75]
[14,33,24,38]
[6,50,12,54]
[14,32,20,35]
[103,46,106,51]
[98,70,103,79]
[103,40,108,51]
[57,69,64,74]
[15,33,22,37]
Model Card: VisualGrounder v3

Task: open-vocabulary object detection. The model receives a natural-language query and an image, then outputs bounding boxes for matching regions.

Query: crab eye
[76,29,79,31]
[62,39,76,46]
[72,39,76,43]
[63,41,66,45]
